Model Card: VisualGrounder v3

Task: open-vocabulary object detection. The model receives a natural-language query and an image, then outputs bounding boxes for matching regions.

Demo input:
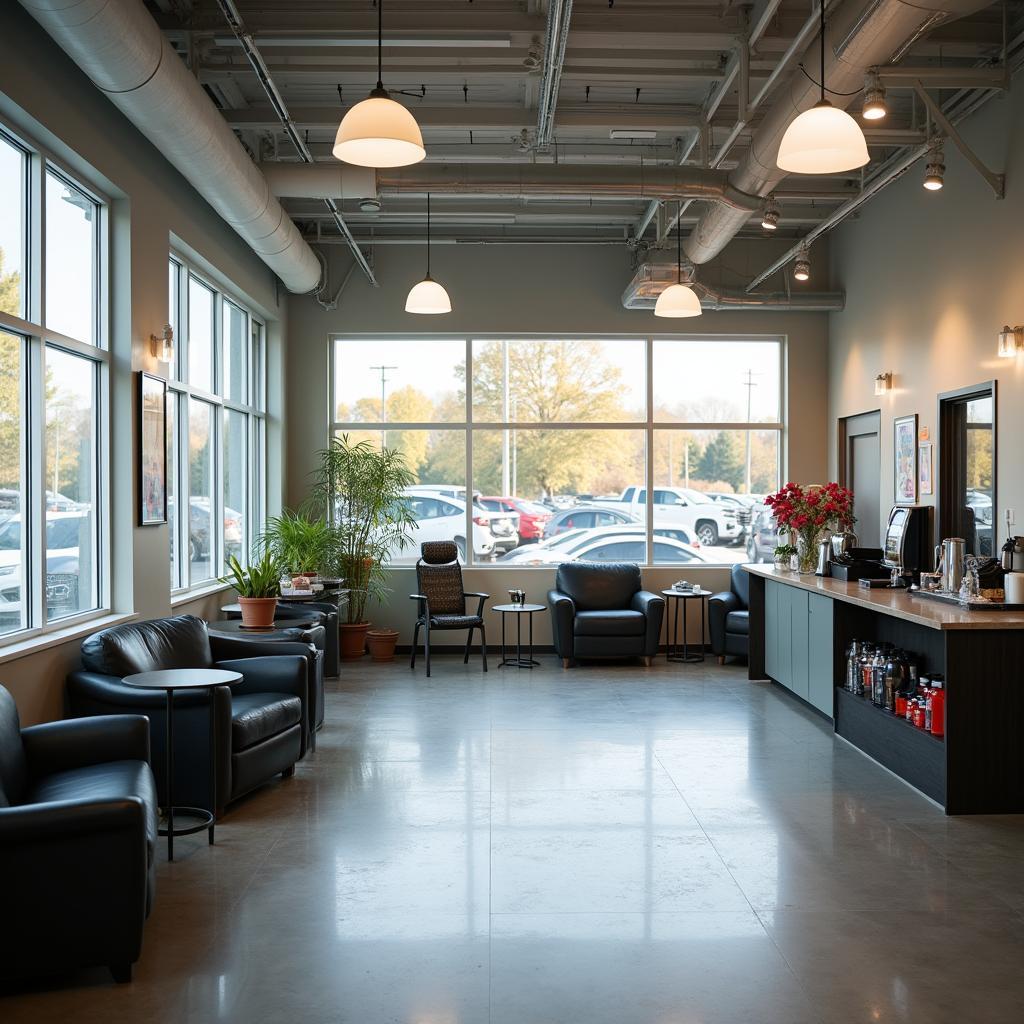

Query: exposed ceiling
[147,0,1022,287]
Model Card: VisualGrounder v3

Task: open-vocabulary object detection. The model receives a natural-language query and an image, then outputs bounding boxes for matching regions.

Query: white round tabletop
[661,588,713,598]
[493,603,546,613]
[123,668,243,690]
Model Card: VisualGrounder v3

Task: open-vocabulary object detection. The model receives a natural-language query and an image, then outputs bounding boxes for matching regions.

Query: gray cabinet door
[765,580,782,682]
[807,593,835,717]
[788,586,810,701]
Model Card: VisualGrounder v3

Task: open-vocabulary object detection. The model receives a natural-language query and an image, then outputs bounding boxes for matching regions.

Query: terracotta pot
[340,621,371,660]
[238,596,278,628]
[366,628,400,662]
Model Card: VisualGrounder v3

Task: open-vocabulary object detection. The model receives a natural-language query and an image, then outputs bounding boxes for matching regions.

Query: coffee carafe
[936,537,966,594]
[816,539,832,577]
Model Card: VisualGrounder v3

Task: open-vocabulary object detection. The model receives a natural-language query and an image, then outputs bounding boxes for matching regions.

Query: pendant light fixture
[654,202,702,318]
[777,5,869,174]
[761,194,780,231]
[793,244,811,282]
[333,0,425,168]
[406,193,452,315]
[923,138,945,191]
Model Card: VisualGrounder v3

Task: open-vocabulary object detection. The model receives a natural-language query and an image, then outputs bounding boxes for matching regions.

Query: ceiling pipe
[262,163,761,212]
[683,0,995,267]
[18,0,321,294]
[536,0,574,149]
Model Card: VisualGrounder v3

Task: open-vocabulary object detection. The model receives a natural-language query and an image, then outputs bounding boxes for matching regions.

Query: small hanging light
[655,202,702,318]
[334,0,425,168]
[406,193,452,315]
[777,5,869,174]
[923,138,945,191]
[793,244,811,282]
[761,194,780,231]
[862,70,887,121]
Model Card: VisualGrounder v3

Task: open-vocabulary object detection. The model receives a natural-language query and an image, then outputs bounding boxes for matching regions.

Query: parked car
[746,505,780,563]
[477,496,552,543]
[169,498,244,564]
[595,486,741,547]
[499,524,705,566]
[391,490,515,564]
[543,504,637,540]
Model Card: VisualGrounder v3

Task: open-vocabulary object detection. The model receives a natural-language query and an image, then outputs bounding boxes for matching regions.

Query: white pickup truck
[598,486,742,547]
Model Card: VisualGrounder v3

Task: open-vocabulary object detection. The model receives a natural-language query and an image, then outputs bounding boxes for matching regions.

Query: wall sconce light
[150,324,173,362]
[874,372,893,395]
[997,325,1024,358]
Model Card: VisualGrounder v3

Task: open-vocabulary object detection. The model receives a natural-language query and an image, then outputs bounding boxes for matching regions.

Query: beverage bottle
[858,645,873,697]
[872,649,886,707]
[930,678,945,737]
[846,642,859,692]
[924,687,933,731]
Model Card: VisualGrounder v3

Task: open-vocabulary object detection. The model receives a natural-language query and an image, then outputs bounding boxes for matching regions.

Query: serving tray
[911,588,1024,612]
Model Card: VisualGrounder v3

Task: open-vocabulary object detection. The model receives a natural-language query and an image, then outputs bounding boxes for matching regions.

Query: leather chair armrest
[547,589,575,658]
[0,796,147,844]
[631,590,665,657]
[22,715,151,776]
[67,671,169,710]
[707,591,740,655]
[209,634,311,661]
[464,592,489,616]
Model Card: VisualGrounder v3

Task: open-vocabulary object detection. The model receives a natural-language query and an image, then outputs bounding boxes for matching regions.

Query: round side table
[661,588,712,664]
[494,603,546,669]
[208,618,318,640]
[123,668,242,861]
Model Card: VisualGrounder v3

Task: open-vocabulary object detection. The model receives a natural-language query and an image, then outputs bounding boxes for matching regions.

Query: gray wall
[286,238,831,646]
[828,77,1022,542]
[0,6,287,723]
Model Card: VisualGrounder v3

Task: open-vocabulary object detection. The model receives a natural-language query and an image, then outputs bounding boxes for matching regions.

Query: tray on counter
[911,588,1024,612]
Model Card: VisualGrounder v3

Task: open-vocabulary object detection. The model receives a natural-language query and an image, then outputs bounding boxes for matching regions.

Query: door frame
[837,410,882,543]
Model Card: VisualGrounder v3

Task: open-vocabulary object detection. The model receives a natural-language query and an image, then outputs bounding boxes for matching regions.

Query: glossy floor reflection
[5,659,1024,1022]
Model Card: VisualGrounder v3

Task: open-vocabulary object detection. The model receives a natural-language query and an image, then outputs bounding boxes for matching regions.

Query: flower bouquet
[764,482,855,574]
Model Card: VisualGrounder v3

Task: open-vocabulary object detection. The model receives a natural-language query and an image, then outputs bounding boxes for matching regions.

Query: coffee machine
[882,505,933,578]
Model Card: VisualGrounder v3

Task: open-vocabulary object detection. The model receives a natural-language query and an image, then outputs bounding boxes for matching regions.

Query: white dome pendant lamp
[654,202,702,318]
[777,4,869,175]
[406,193,452,315]
[333,0,425,168]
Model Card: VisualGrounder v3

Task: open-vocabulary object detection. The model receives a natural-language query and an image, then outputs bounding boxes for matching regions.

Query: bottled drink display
[842,640,944,738]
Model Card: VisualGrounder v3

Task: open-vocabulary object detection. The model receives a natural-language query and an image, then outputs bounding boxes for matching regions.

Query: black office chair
[410,541,489,677]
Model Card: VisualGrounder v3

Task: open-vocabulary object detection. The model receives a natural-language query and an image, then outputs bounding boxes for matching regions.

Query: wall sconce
[150,324,173,362]
[998,325,1023,358]
[874,372,893,395]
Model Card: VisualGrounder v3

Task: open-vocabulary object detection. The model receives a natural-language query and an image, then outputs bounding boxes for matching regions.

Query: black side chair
[709,563,750,663]
[0,685,156,983]
[410,540,489,677]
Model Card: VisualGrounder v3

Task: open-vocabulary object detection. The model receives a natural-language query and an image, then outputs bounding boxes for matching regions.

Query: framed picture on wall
[894,413,919,504]
[138,371,167,526]
[919,442,934,496]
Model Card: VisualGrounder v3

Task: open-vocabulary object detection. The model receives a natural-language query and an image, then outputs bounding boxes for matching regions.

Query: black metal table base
[164,686,218,860]
[158,807,215,839]
[499,610,540,669]
[665,592,708,664]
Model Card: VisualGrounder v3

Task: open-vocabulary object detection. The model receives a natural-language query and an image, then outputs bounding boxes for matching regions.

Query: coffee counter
[744,565,1024,814]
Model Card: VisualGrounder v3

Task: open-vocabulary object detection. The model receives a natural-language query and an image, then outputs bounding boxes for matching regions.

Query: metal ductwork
[263,163,761,212]
[19,0,321,294]
[683,0,995,266]
[622,261,845,312]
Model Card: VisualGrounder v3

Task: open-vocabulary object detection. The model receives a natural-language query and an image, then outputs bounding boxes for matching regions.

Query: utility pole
[742,368,758,495]
[370,364,397,448]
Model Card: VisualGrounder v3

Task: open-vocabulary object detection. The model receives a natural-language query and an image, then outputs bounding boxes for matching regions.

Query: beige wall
[286,238,831,644]
[828,79,1023,542]
[0,7,287,722]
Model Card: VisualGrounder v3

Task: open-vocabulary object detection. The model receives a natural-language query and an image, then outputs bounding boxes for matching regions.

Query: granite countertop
[744,564,1024,631]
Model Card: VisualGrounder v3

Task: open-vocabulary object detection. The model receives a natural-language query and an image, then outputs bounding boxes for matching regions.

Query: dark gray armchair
[548,562,664,667]
[709,563,750,662]
[0,685,156,983]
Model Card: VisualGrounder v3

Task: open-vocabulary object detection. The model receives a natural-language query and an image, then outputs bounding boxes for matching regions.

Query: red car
[477,496,552,543]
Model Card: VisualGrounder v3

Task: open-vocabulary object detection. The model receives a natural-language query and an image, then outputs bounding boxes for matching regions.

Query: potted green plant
[773,543,797,570]
[260,508,337,580]
[307,435,416,660]
[221,549,282,628]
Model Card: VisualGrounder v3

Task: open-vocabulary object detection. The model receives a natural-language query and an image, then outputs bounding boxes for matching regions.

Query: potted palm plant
[221,549,282,628]
[307,435,416,660]
[260,508,337,581]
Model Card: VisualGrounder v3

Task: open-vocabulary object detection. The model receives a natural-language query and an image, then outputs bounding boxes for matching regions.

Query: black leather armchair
[709,564,750,662]
[548,562,664,667]
[0,685,156,983]
[67,616,310,817]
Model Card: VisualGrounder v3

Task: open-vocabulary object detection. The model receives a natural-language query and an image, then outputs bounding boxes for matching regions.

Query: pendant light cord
[676,200,682,284]
[377,0,383,90]
[426,192,431,278]
[819,2,825,104]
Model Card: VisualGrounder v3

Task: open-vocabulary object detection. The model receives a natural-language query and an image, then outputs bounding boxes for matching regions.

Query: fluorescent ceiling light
[213,35,511,48]
[610,129,658,141]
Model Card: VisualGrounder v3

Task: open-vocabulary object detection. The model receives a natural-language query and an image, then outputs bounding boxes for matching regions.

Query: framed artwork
[138,371,167,526]
[894,413,918,504]
[919,442,934,496]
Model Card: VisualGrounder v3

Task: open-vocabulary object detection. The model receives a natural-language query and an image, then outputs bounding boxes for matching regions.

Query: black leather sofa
[709,564,750,662]
[67,615,311,817]
[0,685,156,983]
[548,562,664,667]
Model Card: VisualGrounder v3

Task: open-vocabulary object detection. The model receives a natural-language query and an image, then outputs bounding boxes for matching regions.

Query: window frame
[167,252,267,595]
[0,119,112,647]
[328,335,786,568]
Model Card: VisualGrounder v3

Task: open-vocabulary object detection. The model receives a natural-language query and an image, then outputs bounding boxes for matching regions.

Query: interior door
[839,411,882,547]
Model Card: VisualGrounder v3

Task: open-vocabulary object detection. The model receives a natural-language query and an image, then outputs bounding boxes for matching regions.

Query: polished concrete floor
[6,657,1024,1023]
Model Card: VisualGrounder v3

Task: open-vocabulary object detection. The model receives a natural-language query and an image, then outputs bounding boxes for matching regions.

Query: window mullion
[28,338,45,631]
[464,338,473,567]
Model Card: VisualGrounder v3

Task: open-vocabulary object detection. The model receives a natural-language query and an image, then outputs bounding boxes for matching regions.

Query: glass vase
[796,531,820,575]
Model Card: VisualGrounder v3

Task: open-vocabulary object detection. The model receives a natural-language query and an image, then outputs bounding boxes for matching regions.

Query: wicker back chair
[410,541,489,676]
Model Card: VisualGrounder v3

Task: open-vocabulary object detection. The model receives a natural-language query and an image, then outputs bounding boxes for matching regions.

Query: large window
[168,255,266,591]
[0,124,108,644]
[330,338,783,567]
